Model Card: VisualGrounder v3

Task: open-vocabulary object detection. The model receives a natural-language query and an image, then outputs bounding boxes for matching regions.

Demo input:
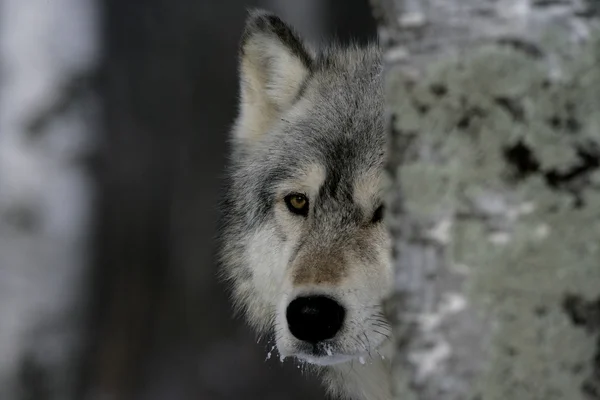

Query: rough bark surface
[372,0,600,399]
[0,0,100,398]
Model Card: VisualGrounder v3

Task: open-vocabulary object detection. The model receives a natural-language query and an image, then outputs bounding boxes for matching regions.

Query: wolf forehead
[246,44,385,152]
[240,51,386,200]
[241,113,386,226]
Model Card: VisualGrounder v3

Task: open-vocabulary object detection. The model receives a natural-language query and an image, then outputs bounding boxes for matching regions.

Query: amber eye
[284,193,309,216]
[371,204,384,224]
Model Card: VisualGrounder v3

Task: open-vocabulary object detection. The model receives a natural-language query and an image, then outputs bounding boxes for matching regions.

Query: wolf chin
[218,9,393,400]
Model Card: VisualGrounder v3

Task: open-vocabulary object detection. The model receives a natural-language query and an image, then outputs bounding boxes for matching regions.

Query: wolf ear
[235,10,314,142]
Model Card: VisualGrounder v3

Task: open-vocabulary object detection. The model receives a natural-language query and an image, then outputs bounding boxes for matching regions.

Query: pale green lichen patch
[387,30,600,399]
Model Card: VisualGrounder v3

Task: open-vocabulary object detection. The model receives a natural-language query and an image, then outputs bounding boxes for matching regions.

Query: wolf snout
[286,295,346,343]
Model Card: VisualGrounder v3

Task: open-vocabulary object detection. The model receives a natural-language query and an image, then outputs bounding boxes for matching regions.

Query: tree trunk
[0,0,100,399]
[372,0,600,399]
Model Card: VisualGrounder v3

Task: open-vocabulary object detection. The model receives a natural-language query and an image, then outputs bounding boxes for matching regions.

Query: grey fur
[218,10,392,400]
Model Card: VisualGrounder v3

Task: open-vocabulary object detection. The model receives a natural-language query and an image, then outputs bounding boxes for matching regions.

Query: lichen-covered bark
[0,0,100,398]
[372,0,600,398]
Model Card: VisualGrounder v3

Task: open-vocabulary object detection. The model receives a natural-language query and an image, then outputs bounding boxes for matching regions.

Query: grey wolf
[218,9,393,400]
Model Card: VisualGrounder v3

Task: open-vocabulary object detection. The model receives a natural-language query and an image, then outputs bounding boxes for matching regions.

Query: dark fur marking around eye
[371,204,384,224]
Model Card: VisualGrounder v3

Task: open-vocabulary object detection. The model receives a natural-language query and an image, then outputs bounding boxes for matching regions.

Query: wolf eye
[284,193,309,216]
[371,205,384,224]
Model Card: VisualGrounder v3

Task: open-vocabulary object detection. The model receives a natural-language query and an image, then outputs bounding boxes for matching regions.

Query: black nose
[286,295,346,343]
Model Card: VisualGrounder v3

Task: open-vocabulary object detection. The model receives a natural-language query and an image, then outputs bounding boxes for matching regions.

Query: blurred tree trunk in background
[373,0,600,399]
[0,0,100,399]
[82,1,252,398]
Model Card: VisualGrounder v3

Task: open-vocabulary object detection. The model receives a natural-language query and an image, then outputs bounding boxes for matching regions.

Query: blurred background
[0,0,376,399]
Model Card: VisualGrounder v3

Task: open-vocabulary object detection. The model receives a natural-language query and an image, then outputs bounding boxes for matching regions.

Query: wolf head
[219,10,392,367]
